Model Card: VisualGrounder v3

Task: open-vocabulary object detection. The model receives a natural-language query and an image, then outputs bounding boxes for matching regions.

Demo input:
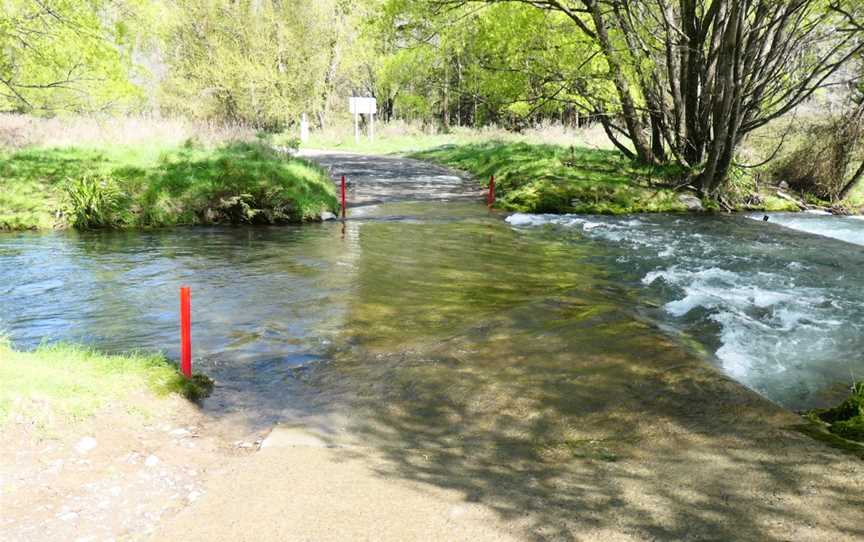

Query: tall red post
[488,175,495,207]
[341,175,347,219]
[180,286,192,378]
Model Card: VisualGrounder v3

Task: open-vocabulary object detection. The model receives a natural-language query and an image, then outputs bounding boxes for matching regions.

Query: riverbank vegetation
[0,341,212,428]
[0,135,337,231]
[807,382,864,444]
[416,142,688,214]
[3,1,864,214]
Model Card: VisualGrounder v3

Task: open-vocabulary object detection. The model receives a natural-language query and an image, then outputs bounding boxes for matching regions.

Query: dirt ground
[0,393,253,541]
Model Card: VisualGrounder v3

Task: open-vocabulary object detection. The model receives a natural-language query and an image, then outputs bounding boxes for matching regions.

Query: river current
[2,201,863,410]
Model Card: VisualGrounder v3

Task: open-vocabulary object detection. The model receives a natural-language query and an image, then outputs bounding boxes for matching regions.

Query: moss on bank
[805,382,864,443]
[0,141,337,231]
[0,342,212,426]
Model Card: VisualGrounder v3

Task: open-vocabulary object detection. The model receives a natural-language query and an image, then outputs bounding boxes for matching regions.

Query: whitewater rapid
[506,212,864,408]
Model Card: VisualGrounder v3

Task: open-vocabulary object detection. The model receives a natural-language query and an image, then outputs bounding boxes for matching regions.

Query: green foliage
[159,0,359,128]
[0,1,148,113]
[807,382,864,443]
[372,2,603,128]
[178,373,216,403]
[141,142,337,225]
[0,142,337,231]
[414,142,687,214]
[0,342,210,426]
[64,173,130,229]
[771,112,864,201]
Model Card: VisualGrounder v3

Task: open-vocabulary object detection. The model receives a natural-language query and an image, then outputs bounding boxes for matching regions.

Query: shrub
[143,141,337,225]
[808,381,864,443]
[63,173,129,229]
[772,109,864,201]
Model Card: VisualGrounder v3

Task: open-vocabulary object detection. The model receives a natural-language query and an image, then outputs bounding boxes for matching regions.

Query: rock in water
[320,211,337,221]
[678,194,704,212]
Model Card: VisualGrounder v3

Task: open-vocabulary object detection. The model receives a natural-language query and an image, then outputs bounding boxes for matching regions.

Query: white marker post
[300,113,309,143]
[349,96,377,143]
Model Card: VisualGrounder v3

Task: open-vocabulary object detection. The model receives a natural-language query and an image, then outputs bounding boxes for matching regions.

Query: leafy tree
[419,0,864,194]
[0,0,146,113]
[159,0,368,129]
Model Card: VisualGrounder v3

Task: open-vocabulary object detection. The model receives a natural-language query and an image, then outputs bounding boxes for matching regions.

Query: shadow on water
[266,213,863,541]
[3,195,864,539]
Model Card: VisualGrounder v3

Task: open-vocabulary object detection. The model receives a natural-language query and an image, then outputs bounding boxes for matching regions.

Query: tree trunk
[586,0,653,163]
[442,61,450,132]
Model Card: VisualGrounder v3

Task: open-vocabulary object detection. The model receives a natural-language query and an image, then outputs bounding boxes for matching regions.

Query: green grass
[0,341,212,427]
[413,142,691,214]
[806,381,864,443]
[0,141,338,231]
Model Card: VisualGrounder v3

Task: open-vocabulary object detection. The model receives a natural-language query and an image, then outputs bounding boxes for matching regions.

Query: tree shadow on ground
[285,218,864,541]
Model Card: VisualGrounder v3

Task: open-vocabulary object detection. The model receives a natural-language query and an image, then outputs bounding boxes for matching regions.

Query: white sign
[349,97,377,115]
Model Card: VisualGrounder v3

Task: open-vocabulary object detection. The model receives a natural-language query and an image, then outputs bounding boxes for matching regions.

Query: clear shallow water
[507,212,864,408]
[2,202,863,411]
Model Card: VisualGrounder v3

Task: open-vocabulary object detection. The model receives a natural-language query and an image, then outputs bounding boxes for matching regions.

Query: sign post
[349,97,377,142]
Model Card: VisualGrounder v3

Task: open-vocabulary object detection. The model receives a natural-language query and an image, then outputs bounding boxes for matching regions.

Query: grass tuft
[0,342,212,426]
[805,382,864,443]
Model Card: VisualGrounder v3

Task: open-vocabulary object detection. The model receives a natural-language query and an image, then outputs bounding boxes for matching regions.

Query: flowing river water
[2,156,864,422]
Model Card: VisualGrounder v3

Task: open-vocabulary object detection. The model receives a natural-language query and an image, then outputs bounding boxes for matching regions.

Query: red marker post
[180,286,192,378]
[487,175,495,207]
[341,175,347,219]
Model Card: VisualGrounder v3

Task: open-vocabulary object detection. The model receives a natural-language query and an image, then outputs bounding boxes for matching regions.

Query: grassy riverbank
[303,122,803,214]
[413,142,805,214]
[415,142,692,214]
[0,141,337,231]
[0,342,210,427]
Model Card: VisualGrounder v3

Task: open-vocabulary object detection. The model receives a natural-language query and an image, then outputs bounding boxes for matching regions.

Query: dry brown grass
[305,118,617,154]
[0,114,257,150]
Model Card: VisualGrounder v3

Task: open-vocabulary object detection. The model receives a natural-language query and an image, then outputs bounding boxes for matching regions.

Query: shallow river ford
[3,170,864,412]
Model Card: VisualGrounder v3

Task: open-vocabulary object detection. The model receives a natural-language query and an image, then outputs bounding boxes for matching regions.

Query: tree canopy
[3,0,863,193]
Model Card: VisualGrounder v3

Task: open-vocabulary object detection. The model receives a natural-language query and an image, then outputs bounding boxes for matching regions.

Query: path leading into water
[300,149,483,205]
[153,152,864,542]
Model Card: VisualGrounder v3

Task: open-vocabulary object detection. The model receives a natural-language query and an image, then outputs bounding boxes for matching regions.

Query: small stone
[187,490,202,503]
[74,437,97,455]
[169,428,191,437]
[678,193,704,212]
[779,180,790,190]
[321,211,337,221]
[144,455,160,467]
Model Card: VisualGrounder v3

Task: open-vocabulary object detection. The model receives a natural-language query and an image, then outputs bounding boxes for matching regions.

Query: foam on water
[751,212,864,246]
[508,212,864,407]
